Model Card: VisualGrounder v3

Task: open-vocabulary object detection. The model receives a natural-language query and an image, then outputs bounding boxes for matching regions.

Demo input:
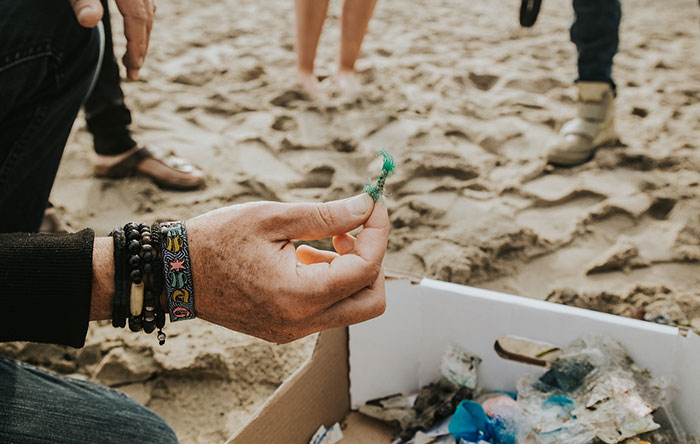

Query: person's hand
[69,0,155,80]
[185,194,389,343]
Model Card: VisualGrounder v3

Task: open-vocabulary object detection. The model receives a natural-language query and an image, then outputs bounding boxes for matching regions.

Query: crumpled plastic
[448,400,518,444]
[442,344,481,390]
[516,336,674,444]
[362,378,473,443]
[309,423,343,444]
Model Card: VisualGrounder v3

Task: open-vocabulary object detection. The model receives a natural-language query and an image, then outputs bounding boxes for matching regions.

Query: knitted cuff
[0,229,95,348]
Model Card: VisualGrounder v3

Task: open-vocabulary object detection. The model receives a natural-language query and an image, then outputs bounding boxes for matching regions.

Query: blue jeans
[571,0,622,88]
[0,0,99,232]
[0,356,178,443]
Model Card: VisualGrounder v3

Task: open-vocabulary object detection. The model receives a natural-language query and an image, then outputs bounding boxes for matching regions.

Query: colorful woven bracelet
[160,221,196,322]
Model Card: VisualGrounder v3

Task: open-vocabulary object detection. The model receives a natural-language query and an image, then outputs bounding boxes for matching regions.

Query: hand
[185,194,389,343]
[69,0,155,80]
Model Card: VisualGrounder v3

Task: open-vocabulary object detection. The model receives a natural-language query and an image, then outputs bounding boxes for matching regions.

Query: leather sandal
[94,146,205,190]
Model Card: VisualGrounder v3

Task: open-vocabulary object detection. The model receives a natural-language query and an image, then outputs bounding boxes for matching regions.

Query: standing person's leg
[0,0,101,233]
[571,0,621,88]
[294,0,331,95]
[547,0,621,166]
[337,0,378,93]
[84,0,205,191]
[84,0,137,157]
[0,356,178,444]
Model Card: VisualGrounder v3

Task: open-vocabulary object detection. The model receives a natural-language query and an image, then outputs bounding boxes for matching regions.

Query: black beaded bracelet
[141,224,156,334]
[111,222,168,344]
[125,223,144,332]
[109,227,127,328]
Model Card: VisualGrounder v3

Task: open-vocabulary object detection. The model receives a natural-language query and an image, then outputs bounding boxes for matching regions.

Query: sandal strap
[99,147,151,178]
[146,146,198,174]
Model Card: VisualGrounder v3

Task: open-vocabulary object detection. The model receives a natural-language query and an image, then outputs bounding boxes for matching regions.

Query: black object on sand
[519,0,543,27]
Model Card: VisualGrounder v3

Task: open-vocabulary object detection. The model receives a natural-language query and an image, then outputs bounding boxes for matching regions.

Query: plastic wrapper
[442,344,481,390]
[515,335,689,444]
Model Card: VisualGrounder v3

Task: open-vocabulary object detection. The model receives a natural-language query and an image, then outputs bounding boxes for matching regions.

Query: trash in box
[228,278,700,444]
[358,335,694,443]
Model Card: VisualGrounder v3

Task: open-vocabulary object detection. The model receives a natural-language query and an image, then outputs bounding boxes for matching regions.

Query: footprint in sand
[401,151,479,181]
[504,77,568,95]
[468,72,500,91]
[271,115,298,132]
[291,164,336,189]
[270,89,307,107]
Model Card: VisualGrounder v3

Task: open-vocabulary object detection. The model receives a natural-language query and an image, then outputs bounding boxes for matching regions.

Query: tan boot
[547,81,617,166]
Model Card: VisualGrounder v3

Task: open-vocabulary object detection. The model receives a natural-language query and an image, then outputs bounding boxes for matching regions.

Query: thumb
[70,0,104,28]
[276,194,374,240]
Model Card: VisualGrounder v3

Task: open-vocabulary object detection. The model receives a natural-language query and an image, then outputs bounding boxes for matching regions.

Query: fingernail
[346,194,372,216]
[77,6,95,22]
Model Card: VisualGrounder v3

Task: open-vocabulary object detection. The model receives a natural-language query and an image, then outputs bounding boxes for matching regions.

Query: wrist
[185,218,210,320]
[91,236,114,320]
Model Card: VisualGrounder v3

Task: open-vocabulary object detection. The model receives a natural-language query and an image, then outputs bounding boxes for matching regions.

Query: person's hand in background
[69,0,155,80]
[186,194,389,343]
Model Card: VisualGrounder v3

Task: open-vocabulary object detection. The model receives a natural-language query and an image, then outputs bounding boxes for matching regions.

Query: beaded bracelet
[109,227,127,328]
[110,221,172,344]
[125,222,144,332]
[140,224,156,334]
[160,221,196,322]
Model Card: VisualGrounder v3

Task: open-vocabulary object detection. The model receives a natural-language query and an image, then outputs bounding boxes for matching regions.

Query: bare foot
[297,71,327,100]
[335,70,362,97]
[94,146,205,190]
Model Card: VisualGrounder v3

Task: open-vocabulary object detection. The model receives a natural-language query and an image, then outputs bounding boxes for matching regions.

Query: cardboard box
[229,278,700,444]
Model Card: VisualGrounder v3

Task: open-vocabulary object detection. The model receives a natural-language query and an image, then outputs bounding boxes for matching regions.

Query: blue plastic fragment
[542,395,575,419]
[448,400,516,444]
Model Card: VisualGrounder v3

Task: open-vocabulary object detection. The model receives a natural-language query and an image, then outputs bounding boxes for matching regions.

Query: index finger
[294,202,389,308]
[120,3,154,79]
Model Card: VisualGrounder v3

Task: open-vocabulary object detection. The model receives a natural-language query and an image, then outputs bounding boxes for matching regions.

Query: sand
[1,0,699,442]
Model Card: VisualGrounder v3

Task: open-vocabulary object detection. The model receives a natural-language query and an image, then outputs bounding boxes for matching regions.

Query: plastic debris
[516,336,676,444]
[448,400,516,444]
[358,393,416,431]
[535,356,594,393]
[357,335,696,444]
[361,346,479,443]
[309,422,343,444]
[364,150,396,202]
[399,379,473,441]
[442,344,481,390]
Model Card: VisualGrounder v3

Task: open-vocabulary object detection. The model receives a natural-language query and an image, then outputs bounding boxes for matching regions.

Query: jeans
[571,0,622,88]
[83,0,138,156]
[0,0,99,232]
[0,356,178,444]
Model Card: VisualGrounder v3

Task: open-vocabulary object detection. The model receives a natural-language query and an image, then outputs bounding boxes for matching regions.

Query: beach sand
[2,0,699,442]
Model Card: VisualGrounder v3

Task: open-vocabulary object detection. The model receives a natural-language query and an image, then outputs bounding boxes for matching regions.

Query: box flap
[227,327,349,444]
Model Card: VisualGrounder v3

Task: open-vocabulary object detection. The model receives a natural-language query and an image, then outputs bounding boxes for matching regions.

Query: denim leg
[0,0,101,233]
[570,0,621,88]
[0,356,178,444]
[83,0,138,156]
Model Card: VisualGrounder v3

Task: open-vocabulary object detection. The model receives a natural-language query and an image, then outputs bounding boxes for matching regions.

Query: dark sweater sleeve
[0,229,95,348]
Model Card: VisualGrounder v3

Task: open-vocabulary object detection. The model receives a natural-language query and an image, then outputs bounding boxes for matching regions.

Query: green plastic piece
[364,150,396,202]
